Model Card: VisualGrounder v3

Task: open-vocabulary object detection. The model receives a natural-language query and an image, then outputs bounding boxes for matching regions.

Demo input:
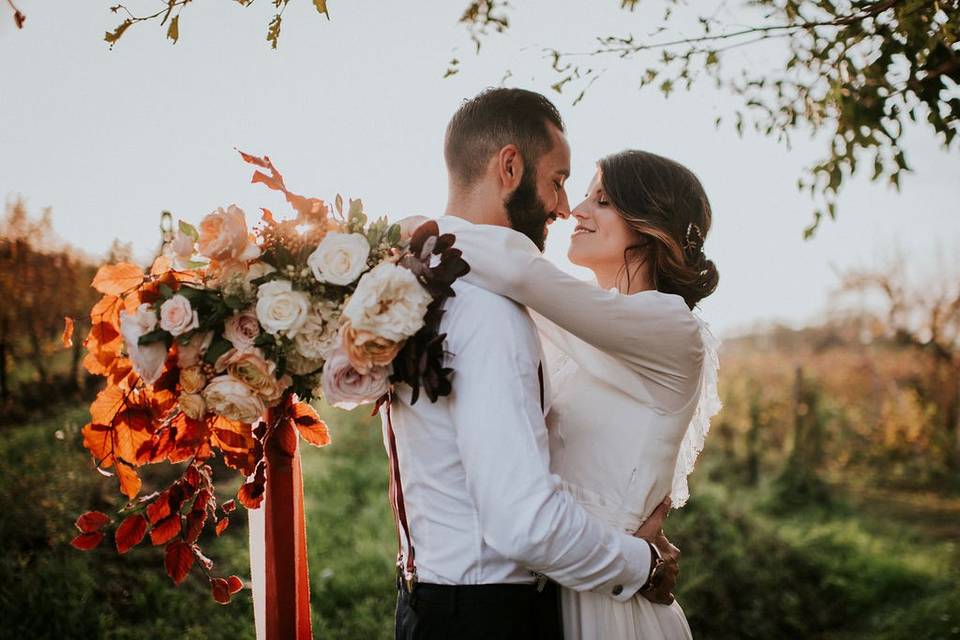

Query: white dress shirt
[380,216,652,603]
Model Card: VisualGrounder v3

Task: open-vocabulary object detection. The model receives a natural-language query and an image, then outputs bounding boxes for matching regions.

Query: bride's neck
[593,263,655,295]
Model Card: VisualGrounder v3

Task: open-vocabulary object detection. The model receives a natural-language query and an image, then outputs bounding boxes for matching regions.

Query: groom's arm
[445,287,653,602]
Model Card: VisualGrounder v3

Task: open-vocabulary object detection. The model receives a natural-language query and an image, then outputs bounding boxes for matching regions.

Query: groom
[385,88,679,639]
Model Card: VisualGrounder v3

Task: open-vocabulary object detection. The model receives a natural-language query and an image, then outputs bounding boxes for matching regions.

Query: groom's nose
[555,190,571,219]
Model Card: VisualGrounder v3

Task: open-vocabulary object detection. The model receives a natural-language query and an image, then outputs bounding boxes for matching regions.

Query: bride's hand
[633,496,680,605]
[397,215,430,242]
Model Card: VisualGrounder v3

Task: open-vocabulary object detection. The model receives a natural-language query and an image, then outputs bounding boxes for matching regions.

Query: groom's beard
[504,168,551,252]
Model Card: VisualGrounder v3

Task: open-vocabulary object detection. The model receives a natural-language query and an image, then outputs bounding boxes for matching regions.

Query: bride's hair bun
[598,150,719,309]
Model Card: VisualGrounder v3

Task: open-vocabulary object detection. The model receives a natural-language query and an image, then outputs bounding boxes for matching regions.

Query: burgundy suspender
[385,394,417,591]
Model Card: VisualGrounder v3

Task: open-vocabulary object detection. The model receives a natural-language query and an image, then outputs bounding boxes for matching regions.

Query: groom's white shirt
[380,215,652,602]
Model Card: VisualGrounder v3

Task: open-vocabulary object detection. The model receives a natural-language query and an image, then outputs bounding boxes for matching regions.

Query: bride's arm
[439,219,703,399]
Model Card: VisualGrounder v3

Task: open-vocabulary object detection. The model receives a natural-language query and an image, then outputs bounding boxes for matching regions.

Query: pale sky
[2,0,958,336]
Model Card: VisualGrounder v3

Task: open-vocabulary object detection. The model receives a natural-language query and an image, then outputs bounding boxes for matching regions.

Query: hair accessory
[683,222,704,258]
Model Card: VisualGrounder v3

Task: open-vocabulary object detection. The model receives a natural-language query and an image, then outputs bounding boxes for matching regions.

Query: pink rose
[197,205,260,262]
[171,229,195,262]
[320,347,390,410]
[159,294,200,337]
[176,330,213,368]
[224,308,260,350]
[119,303,167,385]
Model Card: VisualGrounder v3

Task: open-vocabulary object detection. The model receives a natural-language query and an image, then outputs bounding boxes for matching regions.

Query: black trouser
[395,581,564,640]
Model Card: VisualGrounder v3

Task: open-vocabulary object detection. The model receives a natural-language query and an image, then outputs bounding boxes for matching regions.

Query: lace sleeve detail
[670,314,722,508]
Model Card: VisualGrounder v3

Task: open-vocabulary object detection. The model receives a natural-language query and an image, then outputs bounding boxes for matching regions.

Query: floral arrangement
[69,151,468,601]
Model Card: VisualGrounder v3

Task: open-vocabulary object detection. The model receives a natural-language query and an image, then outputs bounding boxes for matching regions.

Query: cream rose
[197,205,260,262]
[319,347,390,410]
[224,308,260,350]
[176,330,213,368]
[202,375,265,424]
[341,322,403,374]
[307,232,370,286]
[179,393,207,420]
[180,365,207,394]
[293,304,339,361]
[343,262,432,342]
[255,279,311,337]
[119,303,167,385]
[159,294,200,337]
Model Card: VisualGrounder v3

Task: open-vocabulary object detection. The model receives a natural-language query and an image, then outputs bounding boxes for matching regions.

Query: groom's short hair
[445,88,565,187]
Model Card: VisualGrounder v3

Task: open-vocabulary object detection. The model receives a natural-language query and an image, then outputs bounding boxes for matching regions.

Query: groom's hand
[633,496,680,605]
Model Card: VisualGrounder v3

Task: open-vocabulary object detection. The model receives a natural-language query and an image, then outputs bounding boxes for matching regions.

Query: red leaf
[185,509,207,544]
[221,499,236,514]
[215,517,229,536]
[226,575,244,594]
[210,577,231,604]
[237,480,265,509]
[76,511,110,533]
[115,514,147,554]
[149,514,181,546]
[91,262,144,296]
[184,465,201,491]
[71,531,104,550]
[291,402,331,448]
[146,491,172,524]
[164,541,195,586]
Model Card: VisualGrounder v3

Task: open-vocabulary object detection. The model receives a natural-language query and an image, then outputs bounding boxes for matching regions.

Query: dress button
[612,585,624,596]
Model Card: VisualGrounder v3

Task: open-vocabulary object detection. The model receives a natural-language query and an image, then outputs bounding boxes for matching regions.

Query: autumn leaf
[115,514,147,554]
[150,514,182,546]
[227,575,244,594]
[90,386,126,427]
[221,499,236,514]
[215,517,230,536]
[185,509,207,544]
[146,491,173,524]
[71,531,105,550]
[237,477,265,509]
[166,14,179,44]
[165,541,194,585]
[92,262,144,296]
[291,401,331,447]
[210,577,232,604]
[62,317,75,348]
[75,511,111,533]
[116,457,142,499]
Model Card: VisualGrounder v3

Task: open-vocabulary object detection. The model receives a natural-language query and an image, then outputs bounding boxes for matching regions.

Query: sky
[1,0,958,337]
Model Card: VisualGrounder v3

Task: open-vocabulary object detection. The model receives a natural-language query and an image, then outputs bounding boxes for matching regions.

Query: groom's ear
[495,144,524,191]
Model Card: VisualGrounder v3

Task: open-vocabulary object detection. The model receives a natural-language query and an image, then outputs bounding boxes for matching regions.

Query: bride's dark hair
[598,149,719,309]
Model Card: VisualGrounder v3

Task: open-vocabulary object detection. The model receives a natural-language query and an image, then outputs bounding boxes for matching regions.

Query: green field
[1,404,957,639]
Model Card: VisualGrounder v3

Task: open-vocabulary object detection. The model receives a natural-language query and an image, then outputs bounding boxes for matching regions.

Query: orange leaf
[70,531,104,550]
[291,402,331,448]
[150,514,182,546]
[165,541,195,586]
[62,317,75,348]
[226,575,244,594]
[115,514,147,554]
[215,517,229,536]
[76,511,110,533]
[150,255,173,275]
[210,577,231,604]
[92,262,144,296]
[237,148,272,168]
[90,386,126,426]
[146,491,173,524]
[82,422,114,468]
[237,479,265,509]
[116,458,142,499]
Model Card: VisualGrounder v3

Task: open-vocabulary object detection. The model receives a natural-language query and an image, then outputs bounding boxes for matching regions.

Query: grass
[1,404,957,639]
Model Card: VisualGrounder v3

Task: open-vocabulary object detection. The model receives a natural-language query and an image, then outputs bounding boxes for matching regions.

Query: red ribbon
[263,407,313,639]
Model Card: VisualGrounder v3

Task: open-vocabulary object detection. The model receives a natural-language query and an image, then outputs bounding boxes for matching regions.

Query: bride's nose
[571,201,590,222]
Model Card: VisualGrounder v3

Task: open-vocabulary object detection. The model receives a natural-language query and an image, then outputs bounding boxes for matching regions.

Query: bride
[432,148,721,639]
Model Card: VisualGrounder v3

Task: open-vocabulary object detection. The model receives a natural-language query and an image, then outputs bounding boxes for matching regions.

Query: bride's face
[568,170,639,271]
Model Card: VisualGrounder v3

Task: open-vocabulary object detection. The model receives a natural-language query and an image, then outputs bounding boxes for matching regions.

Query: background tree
[458,0,959,237]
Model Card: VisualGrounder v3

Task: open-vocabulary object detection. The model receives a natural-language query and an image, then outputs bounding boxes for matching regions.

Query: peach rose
[176,331,213,368]
[202,375,265,424]
[179,393,207,420]
[180,365,207,394]
[226,351,288,406]
[159,294,200,337]
[341,322,403,374]
[197,205,260,262]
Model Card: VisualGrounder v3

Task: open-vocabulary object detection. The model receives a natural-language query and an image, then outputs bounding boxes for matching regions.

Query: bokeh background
[1,1,958,638]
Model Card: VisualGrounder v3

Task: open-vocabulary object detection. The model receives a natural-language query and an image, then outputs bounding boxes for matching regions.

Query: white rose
[159,294,200,337]
[307,232,370,286]
[293,304,340,361]
[202,375,266,424]
[224,308,260,350]
[119,303,167,385]
[343,262,432,342]
[255,279,311,337]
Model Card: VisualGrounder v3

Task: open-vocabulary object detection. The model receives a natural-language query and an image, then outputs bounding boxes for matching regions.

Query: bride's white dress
[442,217,721,640]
